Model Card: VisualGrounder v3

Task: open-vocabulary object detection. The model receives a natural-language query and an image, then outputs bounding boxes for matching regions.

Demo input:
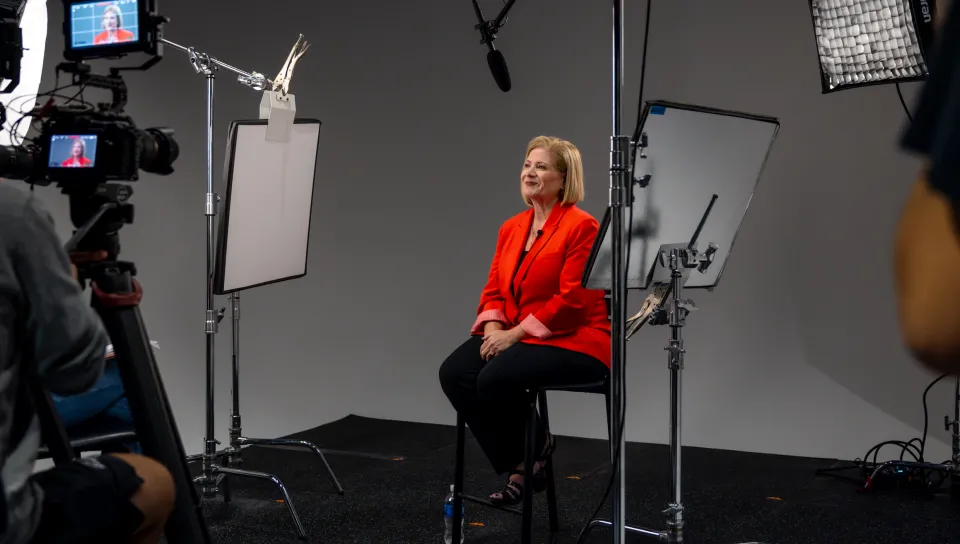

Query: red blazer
[471,204,611,368]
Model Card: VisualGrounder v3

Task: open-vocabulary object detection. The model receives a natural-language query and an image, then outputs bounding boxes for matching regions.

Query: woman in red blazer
[439,135,610,506]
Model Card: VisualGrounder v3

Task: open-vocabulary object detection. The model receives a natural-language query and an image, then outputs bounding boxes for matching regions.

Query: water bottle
[443,484,464,543]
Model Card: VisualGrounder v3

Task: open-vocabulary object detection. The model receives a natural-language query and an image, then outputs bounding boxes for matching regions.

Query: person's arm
[518,216,600,339]
[471,223,509,335]
[12,195,108,395]
[895,1,960,372]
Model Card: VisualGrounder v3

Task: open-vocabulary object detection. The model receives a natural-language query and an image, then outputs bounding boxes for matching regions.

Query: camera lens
[139,127,179,176]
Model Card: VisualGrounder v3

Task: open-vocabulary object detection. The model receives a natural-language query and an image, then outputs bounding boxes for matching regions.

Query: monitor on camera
[67,0,139,48]
[63,0,152,60]
[48,134,97,169]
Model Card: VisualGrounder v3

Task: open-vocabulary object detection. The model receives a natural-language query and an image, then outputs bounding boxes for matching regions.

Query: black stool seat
[452,377,611,544]
[38,415,137,459]
[538,380,608,394]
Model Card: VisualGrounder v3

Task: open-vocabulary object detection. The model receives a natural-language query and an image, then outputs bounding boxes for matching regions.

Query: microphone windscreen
[486,50,512,92]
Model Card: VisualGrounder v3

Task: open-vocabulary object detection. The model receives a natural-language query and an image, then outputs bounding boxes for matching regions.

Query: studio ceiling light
[809,0,938,92]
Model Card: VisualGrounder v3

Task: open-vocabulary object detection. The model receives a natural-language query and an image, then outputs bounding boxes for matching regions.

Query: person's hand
[480,327,525,361]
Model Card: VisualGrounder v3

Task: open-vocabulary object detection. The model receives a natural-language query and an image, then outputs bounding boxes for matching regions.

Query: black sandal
[489,469,548,506]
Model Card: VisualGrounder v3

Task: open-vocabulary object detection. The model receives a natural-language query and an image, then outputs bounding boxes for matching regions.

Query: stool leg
[538,391,560,533]
[522,398,537,544]
[452,414,465,543]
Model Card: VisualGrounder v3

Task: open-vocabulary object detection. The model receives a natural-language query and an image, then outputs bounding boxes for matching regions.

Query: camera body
[32,105,177,186]
[0,0,177,188]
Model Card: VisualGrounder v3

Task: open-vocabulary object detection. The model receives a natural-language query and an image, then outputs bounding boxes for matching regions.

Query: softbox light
[809,0,938,93]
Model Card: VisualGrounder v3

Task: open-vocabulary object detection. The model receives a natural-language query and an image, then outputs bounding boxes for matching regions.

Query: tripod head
[62,182,135,284]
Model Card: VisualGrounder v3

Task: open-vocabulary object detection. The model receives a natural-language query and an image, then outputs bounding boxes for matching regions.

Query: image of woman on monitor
[93,4,134,45]
[61,138,93,168]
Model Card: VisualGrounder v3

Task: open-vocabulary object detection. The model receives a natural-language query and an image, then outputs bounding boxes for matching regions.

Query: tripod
[62,183,212,543]
[159,37,340,540]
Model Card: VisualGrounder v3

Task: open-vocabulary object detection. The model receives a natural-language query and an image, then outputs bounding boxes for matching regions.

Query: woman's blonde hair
[521,135,585,206]
[103,5,124,28]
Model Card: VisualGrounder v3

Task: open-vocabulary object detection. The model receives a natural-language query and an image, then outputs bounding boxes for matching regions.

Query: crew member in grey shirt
[0,183,174,544]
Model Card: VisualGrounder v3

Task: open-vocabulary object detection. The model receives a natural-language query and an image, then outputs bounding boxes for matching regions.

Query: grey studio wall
[20,0,951,464]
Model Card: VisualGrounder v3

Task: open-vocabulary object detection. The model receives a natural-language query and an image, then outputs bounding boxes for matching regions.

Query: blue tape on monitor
[49,135,98,169]
[650,105,667,115]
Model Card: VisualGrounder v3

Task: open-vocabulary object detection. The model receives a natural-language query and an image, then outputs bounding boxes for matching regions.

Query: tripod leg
[92,273,211,543]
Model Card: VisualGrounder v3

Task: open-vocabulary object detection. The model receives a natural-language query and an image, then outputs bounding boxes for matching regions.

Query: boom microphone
[472,0,516,93]
[487,49,511,92]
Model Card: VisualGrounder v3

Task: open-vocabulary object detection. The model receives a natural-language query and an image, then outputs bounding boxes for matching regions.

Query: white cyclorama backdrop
[216,120,320,293]
[0,0,46,146]
[585,102,779,291]
[16,0,952,464]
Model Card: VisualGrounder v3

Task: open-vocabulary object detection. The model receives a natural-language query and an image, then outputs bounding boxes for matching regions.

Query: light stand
[607,1,631,541]
[580,195,720,544]
[580,96,779,544]
[159,38,329,541]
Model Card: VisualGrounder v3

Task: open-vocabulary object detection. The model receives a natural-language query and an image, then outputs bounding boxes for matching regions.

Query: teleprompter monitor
[583,101,779,291]
[213,118,321,294]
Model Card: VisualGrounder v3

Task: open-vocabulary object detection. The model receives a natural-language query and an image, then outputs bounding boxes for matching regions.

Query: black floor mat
[180,414,960,543]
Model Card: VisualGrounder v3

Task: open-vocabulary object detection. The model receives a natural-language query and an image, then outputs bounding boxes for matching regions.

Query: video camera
[0,0,177,189]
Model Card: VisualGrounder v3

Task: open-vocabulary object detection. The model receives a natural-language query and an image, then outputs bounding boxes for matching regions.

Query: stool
[451,378,610,544]
[38,416,138,460]
[31,383,138,464]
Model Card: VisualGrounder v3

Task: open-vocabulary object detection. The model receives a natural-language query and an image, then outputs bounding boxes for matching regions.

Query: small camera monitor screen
[68,0,140,50]
[49,135,98,168]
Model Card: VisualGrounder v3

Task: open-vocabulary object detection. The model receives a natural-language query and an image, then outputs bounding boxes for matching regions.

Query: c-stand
[65,182,211,543]
[578,196,719,544]
[157,38,338,541]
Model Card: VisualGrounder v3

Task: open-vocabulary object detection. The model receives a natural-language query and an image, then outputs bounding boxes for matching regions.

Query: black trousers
[439,335,609,475]
[29,454,145,543]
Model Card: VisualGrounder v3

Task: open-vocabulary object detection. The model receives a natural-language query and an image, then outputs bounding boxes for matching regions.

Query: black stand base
[185,431,344,541]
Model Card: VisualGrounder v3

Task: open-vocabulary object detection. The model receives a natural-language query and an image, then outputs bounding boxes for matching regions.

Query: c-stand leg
[89,260,211,543]
[221,292,344,495]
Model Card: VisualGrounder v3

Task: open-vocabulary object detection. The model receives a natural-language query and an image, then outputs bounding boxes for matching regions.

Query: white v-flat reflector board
[213,119,321,294]
[583,101,779,291]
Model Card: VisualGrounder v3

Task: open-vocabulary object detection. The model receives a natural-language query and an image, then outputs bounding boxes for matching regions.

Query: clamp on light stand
[162,36,339,541]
